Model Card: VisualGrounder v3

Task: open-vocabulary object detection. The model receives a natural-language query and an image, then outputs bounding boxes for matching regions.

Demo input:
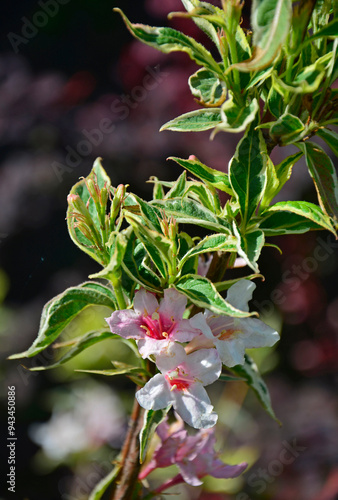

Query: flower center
[141,312,175,340]
[165,366,194,392]
[217,328,237,341]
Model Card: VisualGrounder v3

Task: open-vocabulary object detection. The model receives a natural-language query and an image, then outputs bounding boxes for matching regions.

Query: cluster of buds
[67,177,126,266]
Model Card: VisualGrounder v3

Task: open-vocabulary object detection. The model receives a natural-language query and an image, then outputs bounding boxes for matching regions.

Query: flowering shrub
[10,0,338,499]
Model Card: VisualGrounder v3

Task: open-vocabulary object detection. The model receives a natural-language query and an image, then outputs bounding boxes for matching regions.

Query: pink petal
[159,288,187,321]
[105,310,145,340]
[133,288,159,316]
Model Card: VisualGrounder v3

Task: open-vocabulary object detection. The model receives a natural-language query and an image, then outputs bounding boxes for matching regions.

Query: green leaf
[125,213,171,279]
[181,0,221,50]
[9,282,116,359]
[169,156,233,195]
[260,157,279,210]
[89,229,130,280]
[262,201,336,234]
[165,171,187,199]
[297,141,338,220]
[229,354,281,423]
[231,0,292,72]
[175,274,253,317]
[212,95,259,135]
[122,234,162,292]
[267,86,284,118]
[115,8,222,75]
[260,201,336,235]
[272,53,333,95]
[233,223,265,273]
[77,362,148,378]
[304,18,338,45]
[274,152,303,194]
[153,198,231,233]
[178,232,198,276]
[160,108,222,132]
[317,128,338,157]
[270,113,305,145]
[184,183,221,213]
[179,233,237,269]
[229,119,267,227]
[29,330,117,371]
[189,68,226,106]
[67,158,111,266]
[139,407,171,464]
[88,463,121,500]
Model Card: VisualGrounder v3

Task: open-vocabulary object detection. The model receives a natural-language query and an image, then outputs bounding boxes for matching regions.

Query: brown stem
[110,395,145,500]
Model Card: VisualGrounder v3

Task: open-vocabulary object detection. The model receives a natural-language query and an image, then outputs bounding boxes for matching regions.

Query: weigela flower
[189,280,280,367]
[136,343,221,429]
[139,417,247,490]
[105,288,199,358]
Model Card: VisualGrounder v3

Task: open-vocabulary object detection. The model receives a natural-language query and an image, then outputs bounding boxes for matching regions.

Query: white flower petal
[155,343,187,373]
[226,280,256,312]
[238,318,280,348]
[215,337,246,367]
[136,374,173,410]
[185,348,222,386]
[173,384,218,429]
[190,312,215,340]
[138,338,171,359]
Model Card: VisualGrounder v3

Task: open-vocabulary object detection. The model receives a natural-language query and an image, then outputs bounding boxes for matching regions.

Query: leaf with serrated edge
[175,274,253,317]
[229,119,267,227]
[140,407,171,464]
[317,128,338,157]
[262,201,336,234]
[180,234,237,269]
[297,142,338,220]
[29,330,117,371]
[115,8,222,75]
[233,222,264,273]
[153,198,231,233]
[229,0,292,72]
[169,156,232,194]
[67,158,111,266]
[9,283,116,359]
[189,68,226,106]
[212,95,259,135]
[161,109,222,132]
[230,354,281,423]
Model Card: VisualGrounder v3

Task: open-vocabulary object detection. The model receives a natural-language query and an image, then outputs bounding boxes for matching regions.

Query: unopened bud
[110,184,126,225]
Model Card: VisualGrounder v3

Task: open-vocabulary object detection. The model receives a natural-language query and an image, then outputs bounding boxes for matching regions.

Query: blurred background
[0,1,337,499]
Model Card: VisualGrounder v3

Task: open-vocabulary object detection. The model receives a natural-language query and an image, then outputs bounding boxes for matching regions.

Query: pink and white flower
[189,280,280,367]
[105,288,199,358]
[139,417,247,490]
[136,343,221,429]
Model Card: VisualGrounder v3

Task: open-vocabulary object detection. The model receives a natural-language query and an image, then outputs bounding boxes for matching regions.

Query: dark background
[0,1,337,499]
